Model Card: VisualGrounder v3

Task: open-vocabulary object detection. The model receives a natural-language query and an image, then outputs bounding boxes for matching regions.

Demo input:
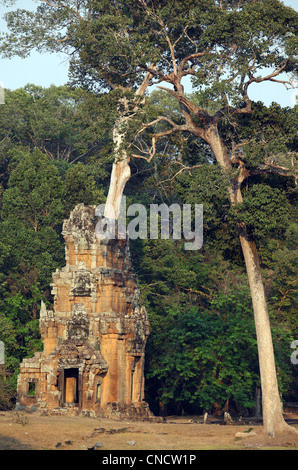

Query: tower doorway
[64,368,79,404]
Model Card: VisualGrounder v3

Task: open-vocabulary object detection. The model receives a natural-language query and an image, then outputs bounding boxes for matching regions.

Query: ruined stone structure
[17,204,151,419]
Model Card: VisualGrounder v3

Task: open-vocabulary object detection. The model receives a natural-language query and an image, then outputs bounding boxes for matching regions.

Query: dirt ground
[0,410,297,451]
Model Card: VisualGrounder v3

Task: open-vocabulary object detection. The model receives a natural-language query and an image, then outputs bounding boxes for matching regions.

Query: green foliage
[62,162,106,213]
[218,102,298,170]
[258,222,298,334]
[175,164,238,255]
[190,0,298,106]
[0,367,16,410]
[138,237,294,414]
[145,297,259,412]
[2,147,65,228]
[230,183,293,240]
[0,85,112,169]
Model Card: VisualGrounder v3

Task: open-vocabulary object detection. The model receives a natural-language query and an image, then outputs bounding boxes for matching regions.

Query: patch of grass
[14,411,29,426]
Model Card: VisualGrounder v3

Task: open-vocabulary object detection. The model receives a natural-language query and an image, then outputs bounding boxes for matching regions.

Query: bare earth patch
[0,411,297,451]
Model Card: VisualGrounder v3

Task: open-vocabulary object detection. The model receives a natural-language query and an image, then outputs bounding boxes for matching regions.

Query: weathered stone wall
[17,204,151,418]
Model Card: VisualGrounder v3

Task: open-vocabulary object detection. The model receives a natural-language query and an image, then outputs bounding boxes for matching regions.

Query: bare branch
[157,85,210,132]
[261,159,297,179]
[136,69,155,97]
[178,51,207,80]
[131,116,194,162]
[249,61,289,84]
[160,162,204,183]
[230,140,251,163]
[137,0,178,75]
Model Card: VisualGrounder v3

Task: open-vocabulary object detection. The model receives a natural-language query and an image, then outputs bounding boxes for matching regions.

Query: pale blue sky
[0,0,297,107]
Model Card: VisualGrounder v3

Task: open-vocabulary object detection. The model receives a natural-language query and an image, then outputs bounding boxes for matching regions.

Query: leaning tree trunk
[104,73,153,220]
[104,114,131,220]
[206,125,297,438]
[237,225,294,436]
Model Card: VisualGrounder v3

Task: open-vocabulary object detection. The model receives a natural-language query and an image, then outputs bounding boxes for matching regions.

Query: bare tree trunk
[104,116,131,220]
[238,224,294,436]
[104,72,153,220]
[206,125,297,438]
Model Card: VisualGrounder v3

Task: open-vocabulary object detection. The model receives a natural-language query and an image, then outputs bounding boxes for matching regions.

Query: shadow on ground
[0,435,33,450]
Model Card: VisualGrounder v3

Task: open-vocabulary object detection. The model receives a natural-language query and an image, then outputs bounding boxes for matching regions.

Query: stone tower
[17,204,151,418]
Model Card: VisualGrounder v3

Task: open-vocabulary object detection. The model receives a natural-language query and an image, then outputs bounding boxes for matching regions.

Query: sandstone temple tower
[17,204,151,418]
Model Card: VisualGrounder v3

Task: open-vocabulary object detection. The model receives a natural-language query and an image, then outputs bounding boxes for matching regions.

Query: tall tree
[0,0,156,215]
[127,0,297,438]
[1,0,297,438]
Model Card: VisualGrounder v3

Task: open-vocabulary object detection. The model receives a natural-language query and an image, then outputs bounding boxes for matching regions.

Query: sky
[0,0,297,107]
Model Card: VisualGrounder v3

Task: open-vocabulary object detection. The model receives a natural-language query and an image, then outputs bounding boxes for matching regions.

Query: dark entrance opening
[64,368,79,404]
[28,381,36,397]
[131,357,141,402]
